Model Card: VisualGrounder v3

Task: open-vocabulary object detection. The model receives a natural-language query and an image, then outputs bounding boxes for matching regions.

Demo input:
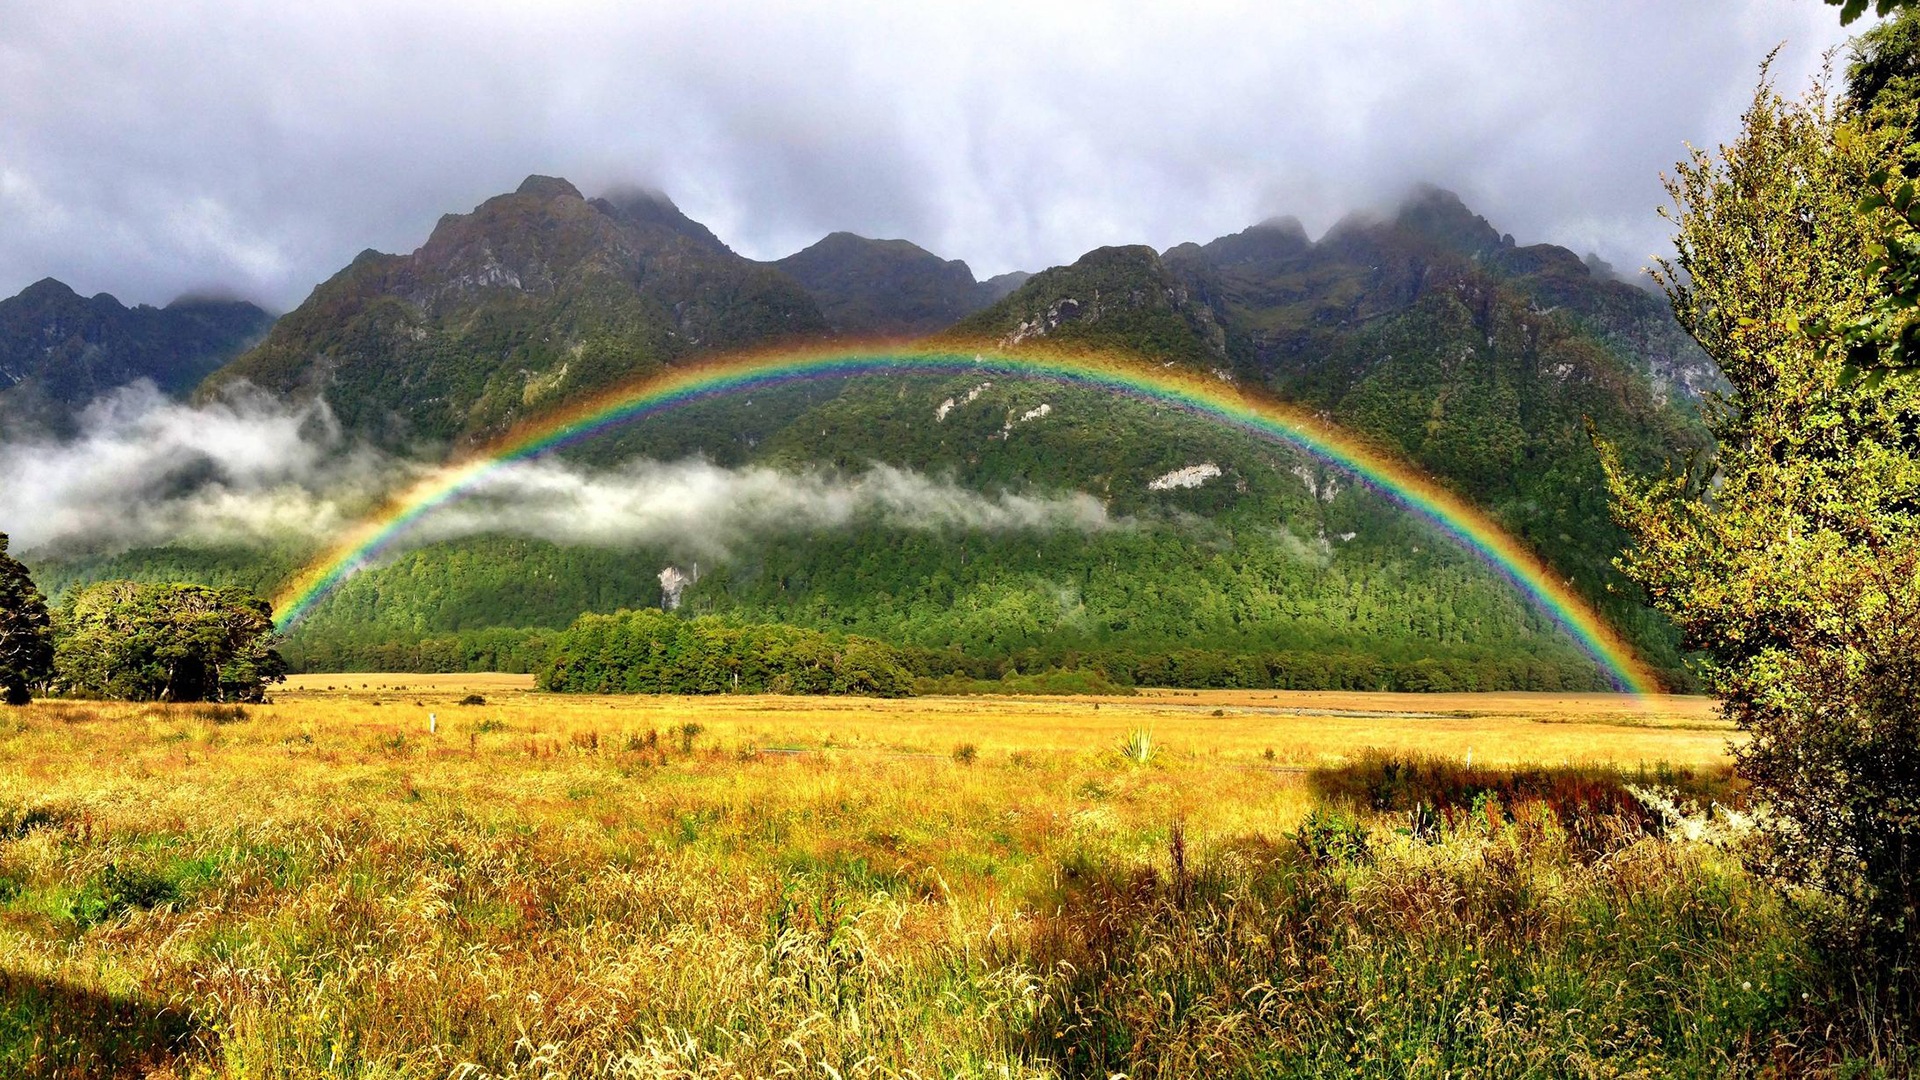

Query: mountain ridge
[0,278,273,435]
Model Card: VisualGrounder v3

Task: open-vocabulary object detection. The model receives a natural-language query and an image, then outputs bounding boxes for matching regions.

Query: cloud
[0,1,1857,310]
[0,384,1114,559]
[414,457,1114,560]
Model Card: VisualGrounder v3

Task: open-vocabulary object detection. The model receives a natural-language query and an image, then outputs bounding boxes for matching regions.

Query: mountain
[0,278,272,434]
[29,178,1716,690]
[943,243,1240,368]
[203,176,828,450]
[1165,185,1719,402]
[772,232,1007,336]
[938,189,1710,663]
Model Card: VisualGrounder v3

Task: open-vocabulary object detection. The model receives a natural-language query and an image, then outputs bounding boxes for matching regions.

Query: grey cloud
[0,1,1857,310]
[0,385,1113,558]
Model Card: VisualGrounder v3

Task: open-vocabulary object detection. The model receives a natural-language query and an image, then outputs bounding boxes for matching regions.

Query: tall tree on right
[0,534,53,705]
[1604,37,1920,1017]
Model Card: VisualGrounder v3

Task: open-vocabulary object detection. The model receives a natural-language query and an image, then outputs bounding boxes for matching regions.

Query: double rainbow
[272,344,1661,696]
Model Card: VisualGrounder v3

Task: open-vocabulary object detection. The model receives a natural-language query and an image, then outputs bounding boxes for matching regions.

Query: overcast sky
[0,1,1858,312]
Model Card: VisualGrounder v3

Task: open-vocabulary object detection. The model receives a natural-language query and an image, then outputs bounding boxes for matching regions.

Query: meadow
[0,681,1884,1077]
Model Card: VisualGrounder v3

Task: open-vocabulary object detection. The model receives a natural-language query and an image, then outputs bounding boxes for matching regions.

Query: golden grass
[275,675,1733,768]
[0,682,1737,1077]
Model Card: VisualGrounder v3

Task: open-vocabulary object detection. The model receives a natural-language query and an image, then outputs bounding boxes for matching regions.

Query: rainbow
[272,343,1662,696]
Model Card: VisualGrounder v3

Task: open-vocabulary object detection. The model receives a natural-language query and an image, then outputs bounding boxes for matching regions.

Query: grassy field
[0,681,1882,1077]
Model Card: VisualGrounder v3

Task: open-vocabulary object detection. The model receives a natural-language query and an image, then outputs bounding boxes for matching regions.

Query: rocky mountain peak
[17,277,81,304]
[514,174,584,200]
[773,231,991,336]
[1393,183,1507,257]
[591,186,732,254]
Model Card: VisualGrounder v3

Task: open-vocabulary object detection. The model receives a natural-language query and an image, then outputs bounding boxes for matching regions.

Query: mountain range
[0,279,271,435]
[5,176,1715,690]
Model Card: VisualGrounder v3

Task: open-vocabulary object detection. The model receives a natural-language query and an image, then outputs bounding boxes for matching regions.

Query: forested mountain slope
[24,180,1715,689]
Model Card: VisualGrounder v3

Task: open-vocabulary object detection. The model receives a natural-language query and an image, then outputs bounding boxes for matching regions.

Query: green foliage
[1291,807,1372,866]
[1846,9,1920,156]
[1608,67,1920,993]
[1812,19,1920,372]
[1807,168,1920,373]
[67,863,178,929]
[1828,0,1920,26]
[539,608,916,697]
[0,534,53,705]
[54,580,287,702]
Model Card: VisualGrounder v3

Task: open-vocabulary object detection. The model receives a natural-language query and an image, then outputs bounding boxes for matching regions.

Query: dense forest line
[538,608,916,696]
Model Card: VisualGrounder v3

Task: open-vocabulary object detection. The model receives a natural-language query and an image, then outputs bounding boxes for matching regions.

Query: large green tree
[1605,61,1920,992]
[0,534,53,705]
[54,581,287,703]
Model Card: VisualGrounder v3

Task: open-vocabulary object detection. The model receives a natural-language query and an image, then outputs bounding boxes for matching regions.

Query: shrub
[69,863,177,928]
[1292,807,1371,866]
[1310,751,1738,854]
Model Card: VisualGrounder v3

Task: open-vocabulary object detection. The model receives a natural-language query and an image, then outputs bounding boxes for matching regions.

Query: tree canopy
[539,608,916,697]
[0,534,53,705]
[1607,56,1920,995]
[54,581,287,703]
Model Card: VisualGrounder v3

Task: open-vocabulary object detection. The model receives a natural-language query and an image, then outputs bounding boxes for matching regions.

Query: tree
[1827,0,1920,27]
[1604,62,1920,997]
[54,581,286,703]
[0,535,53,705]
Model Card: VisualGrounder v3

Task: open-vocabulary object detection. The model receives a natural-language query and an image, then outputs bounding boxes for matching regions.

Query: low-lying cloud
[419,457,1112,558]
[0,384,1115,561]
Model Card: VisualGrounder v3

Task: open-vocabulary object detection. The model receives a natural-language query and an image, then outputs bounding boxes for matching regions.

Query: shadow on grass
[0,971,201,1078]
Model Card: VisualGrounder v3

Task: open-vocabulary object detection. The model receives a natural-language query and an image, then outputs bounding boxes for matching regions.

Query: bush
[69,863,177,928]
[1292,808,1372,866]
[53,581,285,702]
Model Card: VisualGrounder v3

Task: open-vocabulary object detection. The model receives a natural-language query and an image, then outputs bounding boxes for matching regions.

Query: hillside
[0,278,272,434]
[885,194,1705,675]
